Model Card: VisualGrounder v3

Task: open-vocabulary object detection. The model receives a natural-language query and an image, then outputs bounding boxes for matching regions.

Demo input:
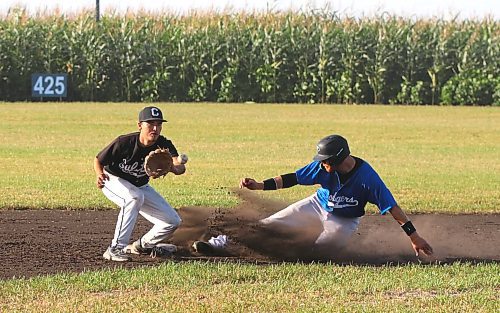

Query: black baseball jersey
[97,132,178,187]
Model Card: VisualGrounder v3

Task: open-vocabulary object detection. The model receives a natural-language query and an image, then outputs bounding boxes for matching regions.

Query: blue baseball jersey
[295,159,397,217]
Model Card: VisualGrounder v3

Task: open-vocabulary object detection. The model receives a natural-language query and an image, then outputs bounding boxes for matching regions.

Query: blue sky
[1,0,498,20]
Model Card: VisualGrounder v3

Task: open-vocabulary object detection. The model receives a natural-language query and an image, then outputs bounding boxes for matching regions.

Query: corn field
[0,9,498,104]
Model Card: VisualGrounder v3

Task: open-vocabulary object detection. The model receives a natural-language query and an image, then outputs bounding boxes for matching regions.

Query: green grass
[0,262,498,312]
[0,103,498,213]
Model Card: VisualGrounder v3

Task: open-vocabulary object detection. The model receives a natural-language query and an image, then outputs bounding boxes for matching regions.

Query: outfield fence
[0,9,498,104]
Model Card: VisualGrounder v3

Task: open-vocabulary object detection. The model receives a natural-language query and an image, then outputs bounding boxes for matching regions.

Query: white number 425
[33,75,65,95]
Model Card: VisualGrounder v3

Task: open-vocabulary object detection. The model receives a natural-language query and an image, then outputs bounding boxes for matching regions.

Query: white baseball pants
[102,171,182,249]
[260,194,360,255]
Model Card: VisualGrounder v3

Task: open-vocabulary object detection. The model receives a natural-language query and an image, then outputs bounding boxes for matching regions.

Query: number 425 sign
[31,74,68,98]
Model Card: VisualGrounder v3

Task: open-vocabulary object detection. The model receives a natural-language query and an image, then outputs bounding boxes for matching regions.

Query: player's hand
[239,178,263,190]
[409,233,433,256]
[96,173,109,189]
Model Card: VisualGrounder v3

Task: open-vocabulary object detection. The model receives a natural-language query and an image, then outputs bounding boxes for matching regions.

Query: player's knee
[128,192,145,206]
[122,194,144,212]
[259,217,272,226]
[161,211,182,229]
[171,215,182,228]
[159,216,181,234]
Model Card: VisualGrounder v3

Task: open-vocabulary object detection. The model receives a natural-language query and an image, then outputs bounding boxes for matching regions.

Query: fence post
[96,0,100,22]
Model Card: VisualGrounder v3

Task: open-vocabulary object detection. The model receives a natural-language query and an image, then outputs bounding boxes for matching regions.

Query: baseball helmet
[313,134,350,165]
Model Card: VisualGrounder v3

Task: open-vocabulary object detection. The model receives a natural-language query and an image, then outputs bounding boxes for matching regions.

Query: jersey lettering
[327,194,359,209]
[118,159,146,178]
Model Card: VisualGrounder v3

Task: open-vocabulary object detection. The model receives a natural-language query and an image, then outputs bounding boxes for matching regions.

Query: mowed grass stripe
[0,262,498,312]
[0,103,498,213]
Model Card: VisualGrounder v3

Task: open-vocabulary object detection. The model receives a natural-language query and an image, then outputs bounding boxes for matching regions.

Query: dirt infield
[1,189,498,280]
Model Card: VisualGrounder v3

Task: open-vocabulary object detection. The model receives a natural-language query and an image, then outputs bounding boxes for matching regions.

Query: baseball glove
[144,148,173,179]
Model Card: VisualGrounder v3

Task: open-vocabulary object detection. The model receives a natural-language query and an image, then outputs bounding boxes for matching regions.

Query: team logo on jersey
[118,159,146,177]
[327,194,358,209]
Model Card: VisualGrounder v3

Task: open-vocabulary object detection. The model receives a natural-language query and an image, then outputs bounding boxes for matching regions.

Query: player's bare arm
[389,205,434,256]
[239,178,263,190]
[93,157,109,189]
[170,163,186,175]
[169,153,188,175]
[239,175,284,190]
[240,174,297,190]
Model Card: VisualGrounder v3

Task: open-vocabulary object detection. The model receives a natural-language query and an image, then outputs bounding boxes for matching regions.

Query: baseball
[177,154,189,164]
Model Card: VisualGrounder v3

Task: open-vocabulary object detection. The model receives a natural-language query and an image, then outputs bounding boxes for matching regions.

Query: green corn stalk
[0,10,498,105]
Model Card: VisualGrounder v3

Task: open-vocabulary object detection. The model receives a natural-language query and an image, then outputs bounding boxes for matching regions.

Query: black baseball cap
[313,134,350,165]
[138,106,167,122]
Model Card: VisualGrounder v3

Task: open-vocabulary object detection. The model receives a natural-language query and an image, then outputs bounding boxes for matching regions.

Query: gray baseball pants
[102,171,181,249]
[260,194,360,254]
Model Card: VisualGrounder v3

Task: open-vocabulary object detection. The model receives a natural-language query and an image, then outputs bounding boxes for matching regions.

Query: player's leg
[260,194,323,231]
[101,172,145,261]
[253,194,324,258]
[135,185,181,248]
[314,212,360,256]
[193,195,324,257]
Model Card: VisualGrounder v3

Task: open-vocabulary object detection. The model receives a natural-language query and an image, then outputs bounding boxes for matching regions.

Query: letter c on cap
[151,108,160,117]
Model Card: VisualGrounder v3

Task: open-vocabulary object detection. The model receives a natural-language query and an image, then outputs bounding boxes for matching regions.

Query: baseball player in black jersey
[94,106,187,262]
